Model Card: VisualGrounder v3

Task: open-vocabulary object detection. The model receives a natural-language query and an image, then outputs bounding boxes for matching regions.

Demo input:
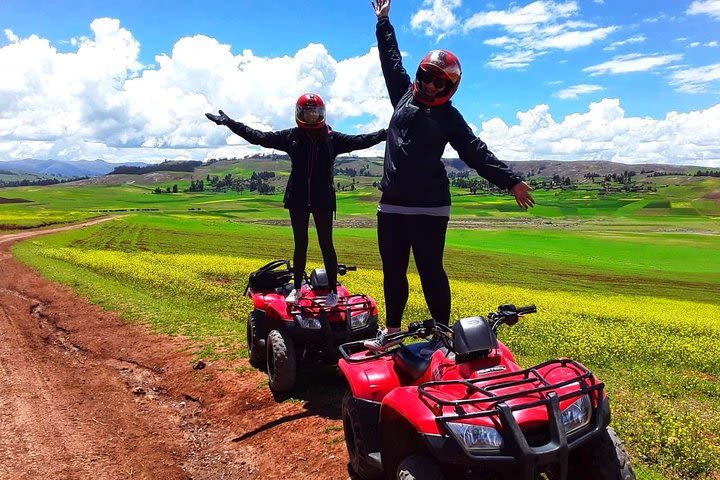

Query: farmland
[2,168,720,479]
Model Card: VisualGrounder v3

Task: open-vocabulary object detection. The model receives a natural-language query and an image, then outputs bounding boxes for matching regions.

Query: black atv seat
[276,282,295,297]
[394,341,443,382]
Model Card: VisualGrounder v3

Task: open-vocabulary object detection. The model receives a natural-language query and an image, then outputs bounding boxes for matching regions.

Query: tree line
[110,160,203,175]
[153,171,276,194]
[694,170,720,177]
[0,176,88,188]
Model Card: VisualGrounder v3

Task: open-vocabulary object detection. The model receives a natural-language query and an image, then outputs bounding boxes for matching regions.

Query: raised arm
[372,0,412,107]
[205,110,291,151]
[332,129,387,155]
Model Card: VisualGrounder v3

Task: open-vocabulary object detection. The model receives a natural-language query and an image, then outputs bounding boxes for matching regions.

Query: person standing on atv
[206,94,386,307]
[366,0,535,346]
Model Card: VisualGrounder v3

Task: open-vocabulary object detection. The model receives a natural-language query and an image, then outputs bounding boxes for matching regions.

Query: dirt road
[0,221,350,480]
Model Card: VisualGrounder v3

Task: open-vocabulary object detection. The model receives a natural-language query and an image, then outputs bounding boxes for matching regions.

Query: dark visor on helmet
[417,69,449,89]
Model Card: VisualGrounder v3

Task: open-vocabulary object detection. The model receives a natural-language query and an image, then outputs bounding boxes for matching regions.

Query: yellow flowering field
[34,246,720,479]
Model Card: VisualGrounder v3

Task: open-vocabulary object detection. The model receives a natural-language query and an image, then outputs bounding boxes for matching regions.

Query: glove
[205,110,231,125]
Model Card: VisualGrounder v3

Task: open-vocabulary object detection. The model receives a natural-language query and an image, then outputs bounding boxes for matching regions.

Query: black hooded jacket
[376,17,522,208]
[222,121,386,211]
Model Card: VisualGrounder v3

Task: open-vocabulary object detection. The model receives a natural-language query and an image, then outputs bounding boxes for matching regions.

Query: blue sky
[1,0,719,166]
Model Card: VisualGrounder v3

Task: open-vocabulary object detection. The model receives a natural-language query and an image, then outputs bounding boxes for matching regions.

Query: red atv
[338,304,635,480]
[245,259,379,394]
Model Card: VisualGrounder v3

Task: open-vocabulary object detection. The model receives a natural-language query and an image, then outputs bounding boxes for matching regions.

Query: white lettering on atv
[477,365,507,375]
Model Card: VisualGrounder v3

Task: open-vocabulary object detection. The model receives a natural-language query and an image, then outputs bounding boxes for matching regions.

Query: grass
[2,174,719,229]
[4,173,720,479]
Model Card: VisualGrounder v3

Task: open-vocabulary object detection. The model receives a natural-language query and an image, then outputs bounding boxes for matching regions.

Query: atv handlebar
[339,304,537,361]
[490,304,536,328]
[337,264,357,276]
[517,304,537,315]
[339,319,445,362]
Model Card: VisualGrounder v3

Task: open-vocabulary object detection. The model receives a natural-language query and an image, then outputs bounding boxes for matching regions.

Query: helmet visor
[417,69,449,90]
[415,67,452,99]
[296,105,326,126]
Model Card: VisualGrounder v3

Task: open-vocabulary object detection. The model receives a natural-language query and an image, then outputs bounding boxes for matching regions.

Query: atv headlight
[350,311,370,330]
[446,423,504,452]
[295,315,322,330]
[561,394,592,434]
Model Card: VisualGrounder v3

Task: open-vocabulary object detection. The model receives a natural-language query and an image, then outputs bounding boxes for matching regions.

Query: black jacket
[223,121,386,211]
[376,17,522,208]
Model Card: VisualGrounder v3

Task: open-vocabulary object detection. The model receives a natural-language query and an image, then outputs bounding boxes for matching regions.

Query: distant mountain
[0,159,148,177]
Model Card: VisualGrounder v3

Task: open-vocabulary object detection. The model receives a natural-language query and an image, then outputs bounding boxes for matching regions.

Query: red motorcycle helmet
[412,50,462,107]
[295,93,326,129]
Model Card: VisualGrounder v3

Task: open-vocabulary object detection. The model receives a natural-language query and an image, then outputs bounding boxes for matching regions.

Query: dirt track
[0,221,350,480]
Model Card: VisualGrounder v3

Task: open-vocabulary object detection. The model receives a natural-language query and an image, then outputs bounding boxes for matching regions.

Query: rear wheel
[246,311,265,367]
[569,427,635,480]
[342,390,382,480]
[266,329,296,393]
[397,455,445,480]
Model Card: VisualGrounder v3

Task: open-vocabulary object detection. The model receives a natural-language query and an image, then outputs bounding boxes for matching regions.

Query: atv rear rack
[419,358,604,420]
[290,294,375,316]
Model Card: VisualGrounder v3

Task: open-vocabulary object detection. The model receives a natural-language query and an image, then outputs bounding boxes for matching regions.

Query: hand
[371,0,390,18]
[511,181,535,210]
[205,110,230,125]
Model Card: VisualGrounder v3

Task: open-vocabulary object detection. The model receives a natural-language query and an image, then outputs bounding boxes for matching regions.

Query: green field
[3,174,720,479]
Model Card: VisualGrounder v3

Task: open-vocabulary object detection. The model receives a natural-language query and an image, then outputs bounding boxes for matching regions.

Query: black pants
[377,212,451,328]
[289,208,337,292]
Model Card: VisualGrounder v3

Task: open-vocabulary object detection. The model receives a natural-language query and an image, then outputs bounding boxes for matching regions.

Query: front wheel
[569,427,635,480]
[342,390,382,480]
[397,455,445,480]
[266,329,296,393]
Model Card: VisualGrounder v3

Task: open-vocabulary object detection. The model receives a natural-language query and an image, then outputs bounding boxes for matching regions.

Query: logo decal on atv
[477,365,506,375]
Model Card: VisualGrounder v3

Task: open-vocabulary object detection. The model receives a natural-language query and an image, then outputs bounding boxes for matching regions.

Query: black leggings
[289,208,337,292]
[377,212,451,328]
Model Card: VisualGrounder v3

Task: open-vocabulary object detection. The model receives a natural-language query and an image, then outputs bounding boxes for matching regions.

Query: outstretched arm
[333,129,387,155]
[449,114,535,210]
[205,110,291,151]
[373,0,412,107]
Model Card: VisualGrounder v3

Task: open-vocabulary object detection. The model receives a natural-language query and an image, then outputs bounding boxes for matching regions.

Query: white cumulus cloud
[604,35,647,51]
[669,62,720,93]
[477,99,720,167]
[687,0,720,20]
[410,0,462,39]
[0,19,391,163]
[554,84,605,99]
[583,53,683,75]
[1,18,719,167]
[459,1,618,69]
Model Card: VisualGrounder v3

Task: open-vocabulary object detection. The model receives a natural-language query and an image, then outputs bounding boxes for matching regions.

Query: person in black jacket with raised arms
[365,0,535,349]
[206,93,386,306]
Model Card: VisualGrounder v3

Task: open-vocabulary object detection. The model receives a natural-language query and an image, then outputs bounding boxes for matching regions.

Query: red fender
[339,356,401,403]
[381,386,445,435]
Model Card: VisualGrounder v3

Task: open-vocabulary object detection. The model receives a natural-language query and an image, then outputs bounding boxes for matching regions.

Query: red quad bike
[338,304,635,480]
[245,259,379,394]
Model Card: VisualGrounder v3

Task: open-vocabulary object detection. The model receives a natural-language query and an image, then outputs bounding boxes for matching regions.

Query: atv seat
[394,341,443,382]
[276,282,295,297]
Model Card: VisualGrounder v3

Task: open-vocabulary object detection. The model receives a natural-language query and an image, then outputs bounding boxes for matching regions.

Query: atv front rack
[290,294,375,316]
[419,358,603,419]
[419,358,607,478]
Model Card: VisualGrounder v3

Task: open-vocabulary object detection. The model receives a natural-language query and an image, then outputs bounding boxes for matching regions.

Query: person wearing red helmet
[365,0,534,349]
[206,94,386,306]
